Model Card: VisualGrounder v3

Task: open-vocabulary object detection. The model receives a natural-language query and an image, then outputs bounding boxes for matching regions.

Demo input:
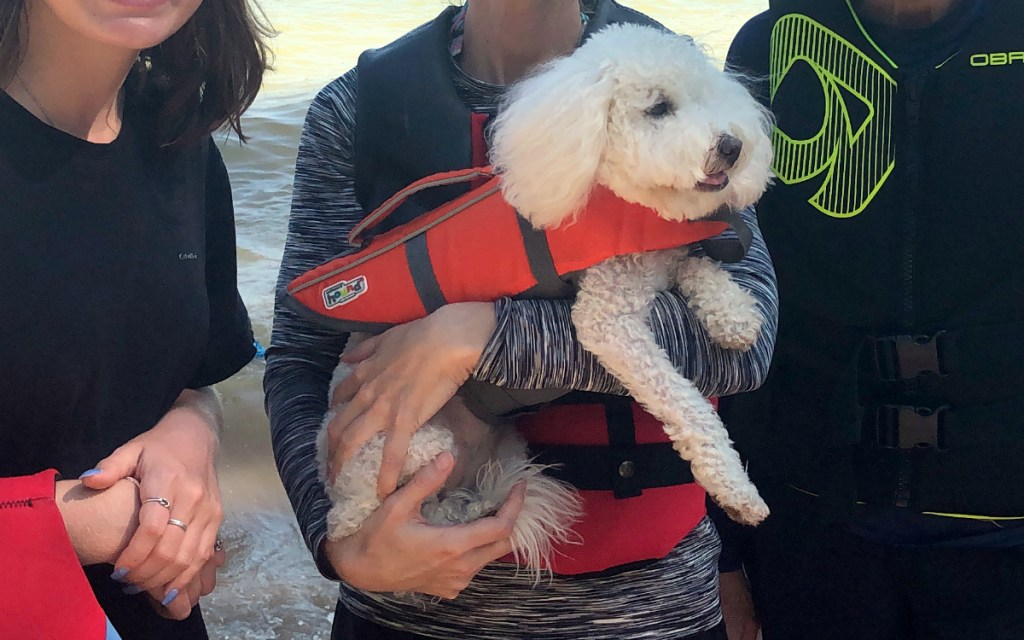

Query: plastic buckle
[875,334,945,382]
[875,405,946,450]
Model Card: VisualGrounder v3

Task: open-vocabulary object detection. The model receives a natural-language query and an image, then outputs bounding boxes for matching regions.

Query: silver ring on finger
[144,497,172,510]
[167,518,189,533]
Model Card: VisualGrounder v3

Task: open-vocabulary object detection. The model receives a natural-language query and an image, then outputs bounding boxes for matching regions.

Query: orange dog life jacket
[284,167,731,331]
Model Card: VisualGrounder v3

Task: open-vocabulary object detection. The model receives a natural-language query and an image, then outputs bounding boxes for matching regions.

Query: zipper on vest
[0,497,35,509]
[900,74,926,331]
[894,72,927,508]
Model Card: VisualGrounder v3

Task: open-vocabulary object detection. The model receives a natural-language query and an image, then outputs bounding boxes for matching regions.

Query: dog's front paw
[676,256,763,351]
[704,292,763,351]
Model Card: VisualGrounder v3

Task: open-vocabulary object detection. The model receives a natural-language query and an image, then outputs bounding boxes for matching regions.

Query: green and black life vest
[725,0,1024,517]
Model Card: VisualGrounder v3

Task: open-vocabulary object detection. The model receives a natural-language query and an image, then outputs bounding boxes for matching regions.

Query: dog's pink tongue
[702,172,728,186]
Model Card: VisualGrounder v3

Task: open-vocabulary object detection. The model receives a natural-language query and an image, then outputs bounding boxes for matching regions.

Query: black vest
[727,0,1024,515]
[353,0,665,231]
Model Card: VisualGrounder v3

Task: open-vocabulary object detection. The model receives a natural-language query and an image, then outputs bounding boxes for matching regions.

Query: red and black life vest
[285,168,732,333]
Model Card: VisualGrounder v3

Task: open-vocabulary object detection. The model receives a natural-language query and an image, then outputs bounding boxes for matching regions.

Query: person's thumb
[78,442,142,489]
[392,451,454,516]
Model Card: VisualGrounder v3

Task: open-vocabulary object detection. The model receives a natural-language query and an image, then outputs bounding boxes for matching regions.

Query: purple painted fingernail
[110,567,129,582]
[161,589,179,607]
[122,584,143,596]
[78,469,102,479]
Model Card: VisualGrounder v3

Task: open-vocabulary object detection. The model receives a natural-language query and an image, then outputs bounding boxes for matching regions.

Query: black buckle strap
[605,397,643,499]
[531,394,694,495]
[868,405,948,450]
[872,333,947,382]
[531,443,694,492]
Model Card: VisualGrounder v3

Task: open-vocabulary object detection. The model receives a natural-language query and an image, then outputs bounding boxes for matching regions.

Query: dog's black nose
[716,134,743,168]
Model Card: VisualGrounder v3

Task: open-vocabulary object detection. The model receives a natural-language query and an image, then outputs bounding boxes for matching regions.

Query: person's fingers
[126,476,207,587]
[128,521,192,589]
[376,420,415,498]
[164,519,219,596]
[461,536,515,574]
[78,442,142,490]
[386,452,454,518]
[328,399,396,481]
[340,333,381,364]
[325,379,385,476]
[425,543,504,600]
[330,365,355,407]
[183,577,202,614]
[198,548,224,596]
[449,481,524,548]
[112,476,178,578]
[213,546,227,568]
[331,361,366,406]
[151,585,194,621]
[146,522,210,593]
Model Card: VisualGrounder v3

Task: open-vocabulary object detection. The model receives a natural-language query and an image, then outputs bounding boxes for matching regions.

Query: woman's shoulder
[310,68,360,122]
[298,69,361,158]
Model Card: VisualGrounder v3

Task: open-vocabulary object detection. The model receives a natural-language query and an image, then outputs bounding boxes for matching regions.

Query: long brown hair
[0,1,273,148]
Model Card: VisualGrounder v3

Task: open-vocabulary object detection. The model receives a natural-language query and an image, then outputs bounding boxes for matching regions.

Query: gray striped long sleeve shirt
[264,61,777,638]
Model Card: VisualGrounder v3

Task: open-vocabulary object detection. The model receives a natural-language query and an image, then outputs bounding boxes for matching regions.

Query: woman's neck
[856,0,962,27]
[459,0,584,85]
[6,3,139,142]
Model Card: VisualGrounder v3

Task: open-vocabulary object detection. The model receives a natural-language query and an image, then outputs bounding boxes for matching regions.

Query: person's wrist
[57,479,141,566]
[156,407,221,454]
[323,536,357,584]
[169,388,223,439]
[434,302,496,370]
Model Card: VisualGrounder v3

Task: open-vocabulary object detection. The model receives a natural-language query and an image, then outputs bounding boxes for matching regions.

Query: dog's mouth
[696,172,730,192]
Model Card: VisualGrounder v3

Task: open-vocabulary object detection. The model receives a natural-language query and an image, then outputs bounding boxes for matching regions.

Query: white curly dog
[318,23,775,580]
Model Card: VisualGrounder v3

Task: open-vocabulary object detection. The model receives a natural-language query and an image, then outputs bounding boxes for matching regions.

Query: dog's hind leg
[572,252,769,525]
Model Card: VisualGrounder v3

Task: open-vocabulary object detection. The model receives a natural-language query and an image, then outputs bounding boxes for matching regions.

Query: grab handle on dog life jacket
[699,206,753,264]
[349,167,495,246]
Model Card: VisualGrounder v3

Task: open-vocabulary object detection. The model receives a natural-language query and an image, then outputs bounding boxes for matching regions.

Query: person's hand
[327,302,496,497]
[325,451,524,599]
[55,475,224,621]
[56,478,141,566]
[720,570,761,640]
[142,543,227,620]
[79,402,223,609]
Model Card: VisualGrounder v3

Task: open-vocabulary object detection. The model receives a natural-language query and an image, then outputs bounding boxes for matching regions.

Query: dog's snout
[716,134,743,168]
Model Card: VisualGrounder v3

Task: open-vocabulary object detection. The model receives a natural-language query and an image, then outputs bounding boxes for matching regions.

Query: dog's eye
[645,98,675,119]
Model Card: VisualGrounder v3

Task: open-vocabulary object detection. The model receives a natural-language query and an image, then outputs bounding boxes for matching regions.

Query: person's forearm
[56,479,141,566]
[265,70,367,580]
[170,387,224,436]
[473,208,778,396]
[264,343,343,581]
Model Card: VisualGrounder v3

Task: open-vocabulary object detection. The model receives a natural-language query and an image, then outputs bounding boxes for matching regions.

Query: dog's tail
[473,458,583,585]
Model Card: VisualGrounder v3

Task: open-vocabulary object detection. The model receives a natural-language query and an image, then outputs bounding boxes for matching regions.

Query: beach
[207,1,767,637]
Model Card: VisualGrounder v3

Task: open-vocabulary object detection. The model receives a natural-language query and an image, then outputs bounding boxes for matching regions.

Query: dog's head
[491,24,773,228]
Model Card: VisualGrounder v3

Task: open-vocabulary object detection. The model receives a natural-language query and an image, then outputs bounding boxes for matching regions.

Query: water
[209,1,767,637]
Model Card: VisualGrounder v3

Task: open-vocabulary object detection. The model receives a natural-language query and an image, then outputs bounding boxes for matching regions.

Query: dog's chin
[638,184,732,222]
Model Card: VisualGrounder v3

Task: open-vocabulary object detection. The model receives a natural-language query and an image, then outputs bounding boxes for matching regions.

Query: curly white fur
[491,24,773,524]
[492,24,773,228]
[320,351,582,583]
[318,24,774,580]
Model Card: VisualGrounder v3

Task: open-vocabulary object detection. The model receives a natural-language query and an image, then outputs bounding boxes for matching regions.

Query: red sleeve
[0,470,108,639]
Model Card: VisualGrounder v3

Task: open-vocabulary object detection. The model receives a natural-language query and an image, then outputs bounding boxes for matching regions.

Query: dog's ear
[491,54,615,229]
